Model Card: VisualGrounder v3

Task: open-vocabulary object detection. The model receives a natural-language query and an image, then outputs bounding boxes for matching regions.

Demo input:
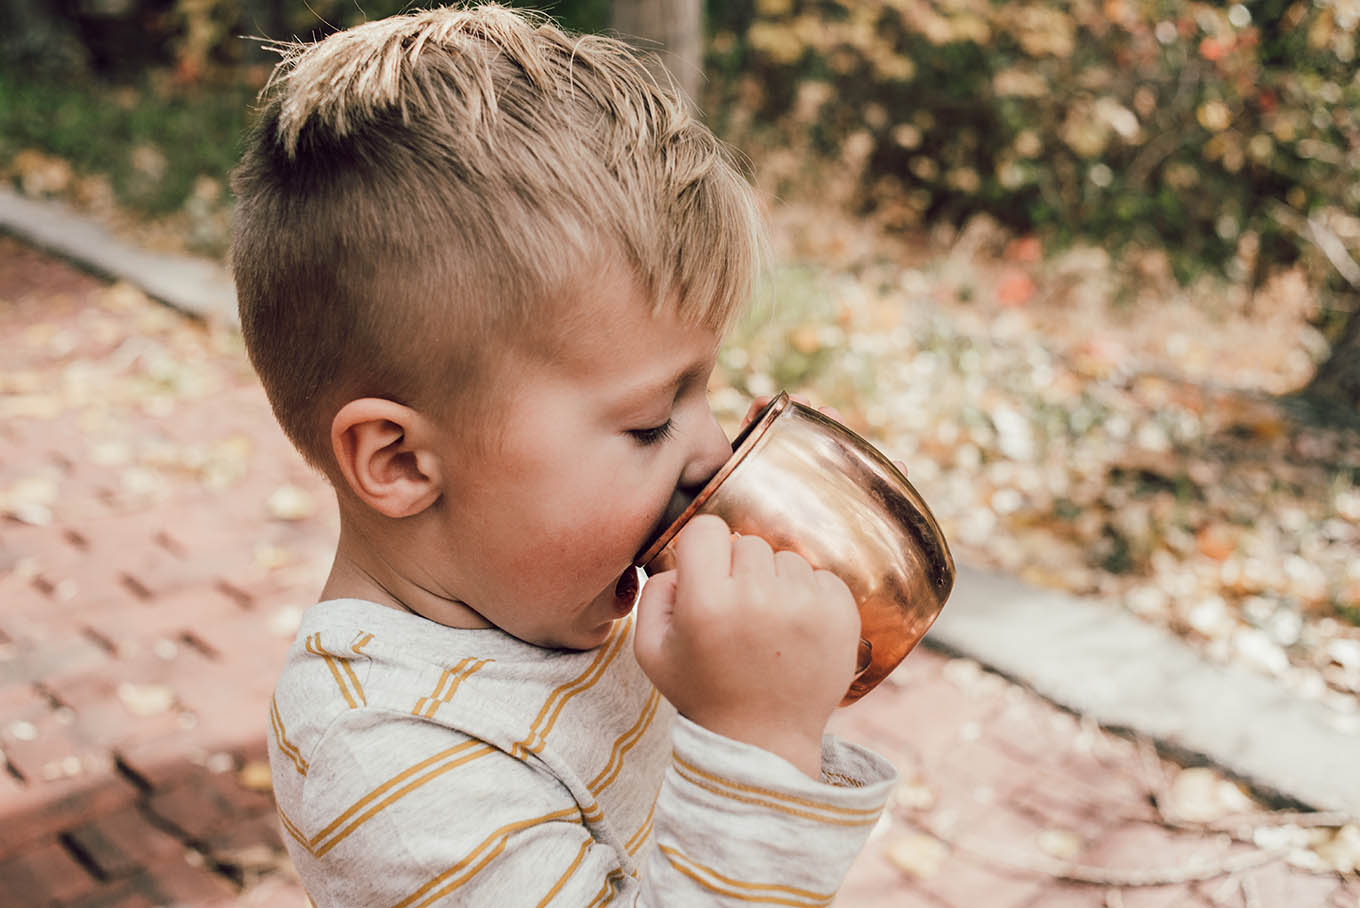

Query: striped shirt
[268,598,895,906]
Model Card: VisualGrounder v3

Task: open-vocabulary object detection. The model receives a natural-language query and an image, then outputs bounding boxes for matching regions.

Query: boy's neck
[322,520,493,630]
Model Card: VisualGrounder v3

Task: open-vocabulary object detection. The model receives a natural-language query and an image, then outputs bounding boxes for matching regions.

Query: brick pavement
[1,234,1355,906]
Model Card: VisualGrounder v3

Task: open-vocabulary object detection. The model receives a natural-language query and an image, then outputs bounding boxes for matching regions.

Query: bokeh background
[1,0,1359,903]
[6,0,1354,717]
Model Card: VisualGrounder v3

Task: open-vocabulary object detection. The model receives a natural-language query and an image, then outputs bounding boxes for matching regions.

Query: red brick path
[1,235,1354,906]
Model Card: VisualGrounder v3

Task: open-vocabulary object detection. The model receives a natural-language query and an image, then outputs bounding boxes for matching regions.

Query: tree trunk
[0,0,88,72]
[611,0,704,108]
[1297,294,1360,425]
[236,0,292,62]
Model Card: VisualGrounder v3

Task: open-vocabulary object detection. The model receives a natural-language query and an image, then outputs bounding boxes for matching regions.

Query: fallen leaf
[268,484,315,521]
[997,269,1036,307]
[239,761,274,792]
[884,833,949,879]
[892,778,936,810]
[1195,525,1235,561]
[788,324,822,355]
[268,605,304,638]
[117,682,176,717]
[1162,766,1256,823]
[1036,827,1083,860]
[1312,824,1360,874]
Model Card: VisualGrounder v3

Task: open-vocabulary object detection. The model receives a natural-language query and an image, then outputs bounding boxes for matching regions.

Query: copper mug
[635,392,955,705]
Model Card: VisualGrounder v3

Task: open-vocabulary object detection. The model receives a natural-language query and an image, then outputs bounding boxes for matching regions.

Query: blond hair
[231,4,764,470]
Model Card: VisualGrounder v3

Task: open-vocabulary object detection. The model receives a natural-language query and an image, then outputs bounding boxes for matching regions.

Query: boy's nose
[678,410,731,491]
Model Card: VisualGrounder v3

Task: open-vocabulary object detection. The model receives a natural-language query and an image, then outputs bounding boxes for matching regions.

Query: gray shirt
[268,598,895,906]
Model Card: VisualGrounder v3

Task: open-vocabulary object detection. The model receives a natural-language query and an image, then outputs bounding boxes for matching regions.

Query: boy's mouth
[611,566,640,614]
[614,566,639,600]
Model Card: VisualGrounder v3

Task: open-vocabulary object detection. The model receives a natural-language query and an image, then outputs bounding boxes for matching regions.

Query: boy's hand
[634,515,860,779]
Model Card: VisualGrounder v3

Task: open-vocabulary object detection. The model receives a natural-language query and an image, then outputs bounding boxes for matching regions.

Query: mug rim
[633,391,791,568]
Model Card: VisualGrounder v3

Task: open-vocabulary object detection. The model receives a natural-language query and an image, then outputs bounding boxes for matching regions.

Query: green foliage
[0,1,612,223]
[707,0,1360,282]
[0,68,254,216]
[253,0,615,43]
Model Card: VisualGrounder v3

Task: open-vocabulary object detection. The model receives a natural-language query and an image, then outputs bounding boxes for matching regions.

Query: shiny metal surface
[635,392,955,705]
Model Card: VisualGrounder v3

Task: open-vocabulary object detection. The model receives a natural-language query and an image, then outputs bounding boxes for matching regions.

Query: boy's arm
[288,707,892,907]
[645,715,894,904]
[285,511,895,906]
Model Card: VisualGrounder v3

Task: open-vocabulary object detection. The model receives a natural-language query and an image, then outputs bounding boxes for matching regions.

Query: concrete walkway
[2,193,1357,906]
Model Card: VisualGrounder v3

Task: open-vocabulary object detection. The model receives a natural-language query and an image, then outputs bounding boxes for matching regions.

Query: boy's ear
[330,398,445,518]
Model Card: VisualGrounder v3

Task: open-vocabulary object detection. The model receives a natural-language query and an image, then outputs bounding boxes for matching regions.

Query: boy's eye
[628,419,675,446]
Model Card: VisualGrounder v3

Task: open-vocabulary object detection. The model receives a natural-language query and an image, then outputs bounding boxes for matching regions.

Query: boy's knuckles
[684,513,731,537]
[673,515,732,564]
[772,549,814,580]
[812,568,854,603]
[729,574,776,611]
[730,534,774,574]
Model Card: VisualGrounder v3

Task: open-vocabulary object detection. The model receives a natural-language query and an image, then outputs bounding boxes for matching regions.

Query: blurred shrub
[0,0,611,244]
[706,0,1360,283]
[14,0,615,78]
[0,70,254,217]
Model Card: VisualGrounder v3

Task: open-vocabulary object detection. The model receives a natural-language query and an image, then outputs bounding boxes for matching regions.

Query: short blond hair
[231,4,763,470]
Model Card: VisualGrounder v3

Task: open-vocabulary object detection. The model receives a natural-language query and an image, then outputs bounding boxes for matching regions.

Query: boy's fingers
[637,569,678,608]
[893,458,909,478]
[742,396,773,426]
[633,570,677,667]
[813,569,857,617]
[731,533,775,579]
[819,405,844,423]
[673,514,732,600]
[773,548,813,584]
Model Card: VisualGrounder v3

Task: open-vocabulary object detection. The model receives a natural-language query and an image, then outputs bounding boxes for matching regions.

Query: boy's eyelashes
[627,419,676,446]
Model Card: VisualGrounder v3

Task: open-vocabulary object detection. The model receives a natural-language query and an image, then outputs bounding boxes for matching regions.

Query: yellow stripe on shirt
[314,741,494,857]
[277,804,311,854]
[410,655,486,717]
[659,845,836,906]
[671,754,880,826]
[391,807,581,908]
[271,696,309,775]
[513,618,630,759]
[585,871,622,907]
[534,837,592,907]
[587,687,661,795]
[626,785,661,856]
[412,657,490,719]
[306,633,363,708]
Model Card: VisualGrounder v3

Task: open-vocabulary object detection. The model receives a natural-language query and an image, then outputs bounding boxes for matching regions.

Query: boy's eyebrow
[612,359,712,412]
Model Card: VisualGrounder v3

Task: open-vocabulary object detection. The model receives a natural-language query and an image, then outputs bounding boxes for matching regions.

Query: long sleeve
[267,601,896,907]
[285,712,893,907]
[643,716,894,905]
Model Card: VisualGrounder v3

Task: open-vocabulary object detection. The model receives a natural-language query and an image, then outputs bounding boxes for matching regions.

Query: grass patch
[0,68,256,216]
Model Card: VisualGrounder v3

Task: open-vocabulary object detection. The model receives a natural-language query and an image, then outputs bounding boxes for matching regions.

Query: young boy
[232,5,895,904]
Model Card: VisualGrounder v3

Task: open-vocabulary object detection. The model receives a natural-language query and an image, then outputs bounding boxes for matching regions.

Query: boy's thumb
[632,570,677,670]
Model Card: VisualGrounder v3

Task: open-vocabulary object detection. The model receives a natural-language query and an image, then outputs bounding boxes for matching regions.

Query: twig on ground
[1205,810,1358,837]
[913,814,1289,888]
[1134,735,1171,821]
[1270,201,1360,292]
[1241,871,1262,908]
[1208,871,1244,906]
